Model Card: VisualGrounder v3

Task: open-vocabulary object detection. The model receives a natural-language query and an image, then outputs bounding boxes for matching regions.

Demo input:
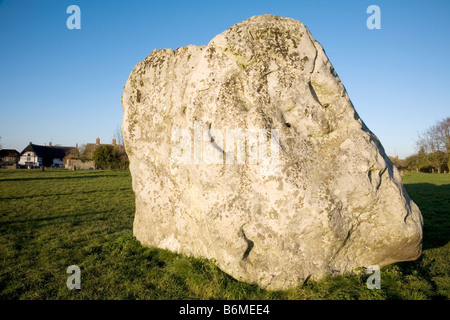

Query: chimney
[96,138,100,145]
[112,139,116,146]
[76,143,78,149]
[49,142,52,147]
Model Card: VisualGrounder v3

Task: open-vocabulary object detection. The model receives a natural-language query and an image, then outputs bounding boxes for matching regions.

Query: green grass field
[0,170,448,300]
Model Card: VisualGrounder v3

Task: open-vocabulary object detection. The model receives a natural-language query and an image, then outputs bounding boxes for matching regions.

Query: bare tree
[0,136,2,149]
[78,143,87,160]
[417,117,450,173]
[113,125,124,146]
[435,117,450,156]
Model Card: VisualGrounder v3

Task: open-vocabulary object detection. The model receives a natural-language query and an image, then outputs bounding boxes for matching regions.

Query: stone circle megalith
[121,14,423,290]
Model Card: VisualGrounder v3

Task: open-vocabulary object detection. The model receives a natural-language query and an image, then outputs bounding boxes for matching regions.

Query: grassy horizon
[0,169,448,299]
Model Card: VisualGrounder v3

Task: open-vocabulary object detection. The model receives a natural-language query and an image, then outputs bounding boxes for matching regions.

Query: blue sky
[0,0,449,158]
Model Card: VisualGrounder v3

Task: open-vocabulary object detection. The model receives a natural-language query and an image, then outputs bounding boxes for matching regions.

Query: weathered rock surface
[121,14,423,290]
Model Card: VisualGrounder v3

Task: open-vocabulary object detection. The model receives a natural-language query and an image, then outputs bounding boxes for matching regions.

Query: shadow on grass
[0,187,132,201]
[0,174,120,183]
[0,211,115,232]
[404,183,450,250]
[0,211,112,225]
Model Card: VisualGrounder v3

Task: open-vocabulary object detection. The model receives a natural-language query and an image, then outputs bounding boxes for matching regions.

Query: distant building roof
[83,141,125,159]
[20,143,77,166]
[0,149,20,158]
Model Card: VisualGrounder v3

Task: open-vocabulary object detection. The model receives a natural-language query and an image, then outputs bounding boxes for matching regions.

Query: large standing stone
[121,14,423,290]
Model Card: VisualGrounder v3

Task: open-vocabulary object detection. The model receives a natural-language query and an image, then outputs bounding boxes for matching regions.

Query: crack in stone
[310,41,319,74]
[307,81,321,107]
[239,225,254,260]
[207,124,225,154]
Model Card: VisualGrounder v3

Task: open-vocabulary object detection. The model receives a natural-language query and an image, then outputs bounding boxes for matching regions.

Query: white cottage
[19,142,76,169]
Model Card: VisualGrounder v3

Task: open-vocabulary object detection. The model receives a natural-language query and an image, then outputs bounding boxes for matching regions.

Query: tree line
[391,117,450,173]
